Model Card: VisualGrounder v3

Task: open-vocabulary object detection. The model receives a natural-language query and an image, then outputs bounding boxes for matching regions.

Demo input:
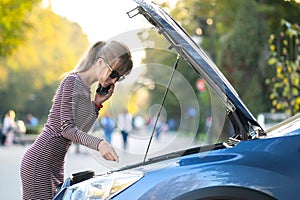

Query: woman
[20,40,133,199]
[2,109,17,146]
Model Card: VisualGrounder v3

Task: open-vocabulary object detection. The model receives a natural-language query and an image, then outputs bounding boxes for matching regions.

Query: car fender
[114,161,299,200]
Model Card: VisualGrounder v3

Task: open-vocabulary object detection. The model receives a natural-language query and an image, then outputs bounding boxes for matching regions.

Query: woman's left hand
[97,140,119,162]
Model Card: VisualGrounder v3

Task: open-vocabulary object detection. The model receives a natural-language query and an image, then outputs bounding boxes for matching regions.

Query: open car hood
[129,0,262,139]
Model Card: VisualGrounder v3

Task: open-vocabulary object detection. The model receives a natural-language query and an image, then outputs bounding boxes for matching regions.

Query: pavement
[0,129,199,199]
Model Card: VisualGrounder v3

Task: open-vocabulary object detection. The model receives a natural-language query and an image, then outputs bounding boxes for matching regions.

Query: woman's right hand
[97,140,119,162]
[94,84,114,105]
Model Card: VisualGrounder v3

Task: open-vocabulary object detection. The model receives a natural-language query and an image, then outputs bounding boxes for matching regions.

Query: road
[0,129,198,199]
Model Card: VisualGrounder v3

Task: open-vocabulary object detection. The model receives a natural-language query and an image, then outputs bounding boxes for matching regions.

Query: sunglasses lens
[110,70,120,80]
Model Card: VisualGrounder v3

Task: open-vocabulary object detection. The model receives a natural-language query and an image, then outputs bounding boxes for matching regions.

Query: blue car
[54,1,300,199]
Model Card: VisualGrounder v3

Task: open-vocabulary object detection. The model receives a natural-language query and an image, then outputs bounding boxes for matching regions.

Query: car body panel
[113,117,300,199]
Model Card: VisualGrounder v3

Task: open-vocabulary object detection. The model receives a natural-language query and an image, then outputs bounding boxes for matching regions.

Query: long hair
[72,40,133,75]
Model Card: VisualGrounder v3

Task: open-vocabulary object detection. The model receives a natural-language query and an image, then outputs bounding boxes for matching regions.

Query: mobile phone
[96,84,111,95]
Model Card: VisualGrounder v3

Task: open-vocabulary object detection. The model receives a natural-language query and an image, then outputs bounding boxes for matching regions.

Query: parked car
[54,1,300,199]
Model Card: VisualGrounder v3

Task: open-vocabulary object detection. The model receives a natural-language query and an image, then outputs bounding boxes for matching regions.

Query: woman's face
[97,58,124,87]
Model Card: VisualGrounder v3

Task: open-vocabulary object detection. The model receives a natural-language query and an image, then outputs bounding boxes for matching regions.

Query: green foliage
[0,5,89,120]
[219,0,267,114]
[25,125,43,135]
[138,0,299,135]
[168,0,300,116]
[261,0,300,33]
[0,0,41,58]
[267,20,300,115]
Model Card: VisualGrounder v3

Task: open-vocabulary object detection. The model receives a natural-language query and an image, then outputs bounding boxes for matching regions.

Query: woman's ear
[97,59,105,70]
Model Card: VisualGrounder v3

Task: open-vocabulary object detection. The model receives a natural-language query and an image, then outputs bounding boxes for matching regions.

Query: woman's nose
[109,78,118,84]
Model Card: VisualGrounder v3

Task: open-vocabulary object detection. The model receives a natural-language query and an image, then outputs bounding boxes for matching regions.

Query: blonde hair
[72,40,133,75]
[6,109,15,119]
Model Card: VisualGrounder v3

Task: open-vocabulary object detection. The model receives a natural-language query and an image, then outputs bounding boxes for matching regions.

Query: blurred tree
[220,0,266,113]
[139,30,211,133]
[0,0,40,58]
[168,0,300,116]
[138,0,299,135]
[0,5,89,120]
[267,20,300,116]
[262,0,300,33]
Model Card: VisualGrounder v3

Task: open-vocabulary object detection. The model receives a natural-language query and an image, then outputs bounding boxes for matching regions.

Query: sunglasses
[98,57,125,82]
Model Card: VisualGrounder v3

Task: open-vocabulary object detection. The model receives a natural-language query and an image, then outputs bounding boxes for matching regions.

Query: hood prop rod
[143,55,181,164]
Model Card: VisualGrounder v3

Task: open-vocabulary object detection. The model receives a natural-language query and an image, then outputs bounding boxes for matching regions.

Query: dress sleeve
[59,76,102,150]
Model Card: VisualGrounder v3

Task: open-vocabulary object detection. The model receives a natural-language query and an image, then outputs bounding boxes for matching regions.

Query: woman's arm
[59,75,102,150]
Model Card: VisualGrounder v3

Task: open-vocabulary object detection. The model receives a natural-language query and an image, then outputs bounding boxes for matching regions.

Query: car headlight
[62,170,144,200]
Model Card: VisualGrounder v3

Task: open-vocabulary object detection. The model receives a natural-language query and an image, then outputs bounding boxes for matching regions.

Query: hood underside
[129,0,262,139]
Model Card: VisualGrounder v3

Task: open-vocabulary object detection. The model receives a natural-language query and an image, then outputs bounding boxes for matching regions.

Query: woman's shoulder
[57,73,81,91]
[65,73,90,93]
[62,73,83,85]
[64,72,79,80]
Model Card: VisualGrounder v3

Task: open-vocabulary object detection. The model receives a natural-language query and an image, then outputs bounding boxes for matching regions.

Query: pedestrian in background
[117,108,133,150]
[20,40,133,199]
[100,111,115,144]
[2,109,17,146]
[25,113,38,127]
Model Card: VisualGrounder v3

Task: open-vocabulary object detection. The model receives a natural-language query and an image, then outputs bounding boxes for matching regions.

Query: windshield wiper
[143,55,181,164]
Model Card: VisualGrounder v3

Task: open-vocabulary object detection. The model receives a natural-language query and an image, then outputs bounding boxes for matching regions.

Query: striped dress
[20,73,102,199]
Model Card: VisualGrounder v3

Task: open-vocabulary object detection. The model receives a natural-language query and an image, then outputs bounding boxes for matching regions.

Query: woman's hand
[97,140,119,162]
[94,84,114,105]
